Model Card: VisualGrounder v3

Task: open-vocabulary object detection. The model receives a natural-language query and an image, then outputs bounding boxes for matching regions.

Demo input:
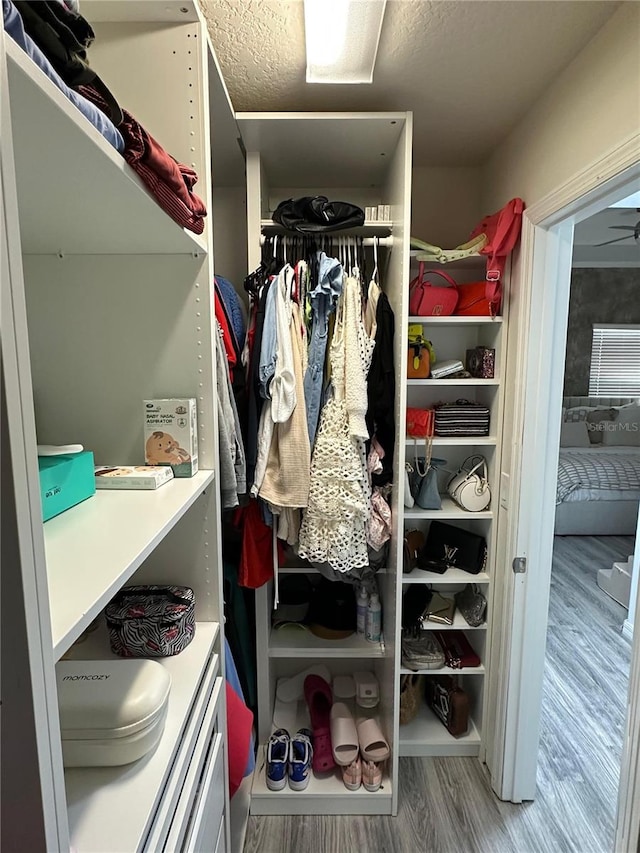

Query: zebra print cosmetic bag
[105,585,195,657]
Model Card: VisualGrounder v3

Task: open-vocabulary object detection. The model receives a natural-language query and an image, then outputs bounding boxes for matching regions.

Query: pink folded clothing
[78,84,207,234]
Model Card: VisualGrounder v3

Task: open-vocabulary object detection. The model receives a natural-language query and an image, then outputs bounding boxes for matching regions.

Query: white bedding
[557,446,640,505]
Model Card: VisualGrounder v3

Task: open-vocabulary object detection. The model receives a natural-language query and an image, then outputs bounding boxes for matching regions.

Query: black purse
[417,521,487,575]
[272,196,365,232]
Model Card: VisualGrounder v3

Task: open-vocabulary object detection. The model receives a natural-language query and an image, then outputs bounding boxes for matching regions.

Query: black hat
[306,578,356,640]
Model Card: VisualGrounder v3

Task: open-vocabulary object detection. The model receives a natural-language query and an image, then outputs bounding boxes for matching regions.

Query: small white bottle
[356,586,368,637]
[366,592,382,644]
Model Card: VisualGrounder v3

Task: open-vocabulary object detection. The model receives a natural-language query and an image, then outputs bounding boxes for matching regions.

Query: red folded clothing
[78,84,207,234]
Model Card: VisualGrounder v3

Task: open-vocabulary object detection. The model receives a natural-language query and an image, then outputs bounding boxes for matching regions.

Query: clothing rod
[259,235,394,248]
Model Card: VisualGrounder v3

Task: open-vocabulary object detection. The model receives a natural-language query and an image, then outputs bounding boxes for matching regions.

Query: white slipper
[333,675,356,702]
[276,664,332,703]
[354,670,379,709]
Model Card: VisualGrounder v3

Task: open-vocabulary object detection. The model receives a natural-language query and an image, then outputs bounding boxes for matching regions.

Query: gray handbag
[412,439,447,510]
[454,584,487,627]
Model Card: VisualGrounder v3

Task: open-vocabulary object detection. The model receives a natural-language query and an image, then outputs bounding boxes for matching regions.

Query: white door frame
[489,132,640,848]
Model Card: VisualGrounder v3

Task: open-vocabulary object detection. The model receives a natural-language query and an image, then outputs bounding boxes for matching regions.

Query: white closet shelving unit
[237,112,412,816]
[1,3,238,850]
[397,253,507,759]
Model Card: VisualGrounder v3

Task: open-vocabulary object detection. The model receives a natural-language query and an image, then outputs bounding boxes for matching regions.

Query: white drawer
[143,655,220,852]
[183,733,225,852]
[162,679,224,851]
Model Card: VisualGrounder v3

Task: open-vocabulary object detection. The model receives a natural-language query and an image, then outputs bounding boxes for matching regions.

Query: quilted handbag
[447,455,491,512]
[417,521,487,575]
[409,264,459,317]
[105,585,195,657]
[401,635,445,672]
[407,407,435,438]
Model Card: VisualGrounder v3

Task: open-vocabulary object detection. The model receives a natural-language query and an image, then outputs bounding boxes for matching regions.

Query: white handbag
[447,455,491,512]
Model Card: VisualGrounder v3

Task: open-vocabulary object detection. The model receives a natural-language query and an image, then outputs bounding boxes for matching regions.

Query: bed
[555,396,640,536]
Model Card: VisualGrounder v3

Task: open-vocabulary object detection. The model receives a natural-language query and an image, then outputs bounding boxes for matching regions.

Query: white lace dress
[298,274,376,572]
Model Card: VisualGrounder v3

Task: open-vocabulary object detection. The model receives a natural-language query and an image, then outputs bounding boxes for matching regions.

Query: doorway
[490,154,640,852]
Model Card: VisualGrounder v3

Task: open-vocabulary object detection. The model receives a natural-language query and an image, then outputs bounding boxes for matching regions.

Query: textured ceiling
[201,0,619,166]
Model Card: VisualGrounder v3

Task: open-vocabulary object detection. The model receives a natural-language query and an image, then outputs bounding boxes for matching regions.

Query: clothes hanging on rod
[238,233,395,583]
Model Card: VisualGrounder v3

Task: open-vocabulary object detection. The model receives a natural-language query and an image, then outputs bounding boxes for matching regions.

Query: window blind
[588,324,640,395]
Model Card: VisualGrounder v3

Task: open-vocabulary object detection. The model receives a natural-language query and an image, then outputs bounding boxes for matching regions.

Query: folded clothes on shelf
[79,84,207,234]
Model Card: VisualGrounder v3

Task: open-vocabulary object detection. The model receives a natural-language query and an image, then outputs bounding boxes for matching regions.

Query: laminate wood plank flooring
[244,535,634,853]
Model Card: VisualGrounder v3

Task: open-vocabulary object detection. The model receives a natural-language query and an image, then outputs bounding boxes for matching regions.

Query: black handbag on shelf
[272,196,365,232]
[417,521,487,575]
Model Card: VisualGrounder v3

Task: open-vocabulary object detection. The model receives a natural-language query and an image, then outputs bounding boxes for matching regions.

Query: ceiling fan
[595,209,640,247]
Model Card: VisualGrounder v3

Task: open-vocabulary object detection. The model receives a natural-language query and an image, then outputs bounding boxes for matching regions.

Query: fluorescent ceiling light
[304,0,387,84]
[610,191,640,209]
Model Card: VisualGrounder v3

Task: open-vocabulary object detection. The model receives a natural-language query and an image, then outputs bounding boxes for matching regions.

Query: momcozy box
[56,659,171,767]
[95,465,174,490]
[144,399,198,477]
[38,451,95,521]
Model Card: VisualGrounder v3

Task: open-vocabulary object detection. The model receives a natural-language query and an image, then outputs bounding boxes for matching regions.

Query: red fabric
[78,85,207,235]
[225,682,253,798]
[215,293,237,378]
[233,499,284,588]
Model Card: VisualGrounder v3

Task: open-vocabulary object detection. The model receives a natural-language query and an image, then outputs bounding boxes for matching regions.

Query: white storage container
[56,659,171,767]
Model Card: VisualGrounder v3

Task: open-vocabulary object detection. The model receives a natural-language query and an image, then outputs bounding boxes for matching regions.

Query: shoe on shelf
[288,728,313,791]
[265,728,290,791]
[304,674,335,773]
[330,702,359,767]
[341,755,362,791]
[353,671,379,709]
[362,758,383,792]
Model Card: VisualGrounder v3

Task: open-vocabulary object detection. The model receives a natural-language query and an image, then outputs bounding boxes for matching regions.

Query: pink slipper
[330,702,359,766]
[304,675,335,772]
[356,717,390,762]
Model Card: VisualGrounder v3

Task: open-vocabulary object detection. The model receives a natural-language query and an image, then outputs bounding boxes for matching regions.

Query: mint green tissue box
[38,451,96,522]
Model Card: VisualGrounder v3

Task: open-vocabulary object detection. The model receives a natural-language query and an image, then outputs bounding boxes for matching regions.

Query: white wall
[212,186,248,303]
[482,1,640,211]
[411,166,482,248]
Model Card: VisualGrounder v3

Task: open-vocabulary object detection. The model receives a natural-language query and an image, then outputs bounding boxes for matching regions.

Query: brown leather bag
[426,676,469,736]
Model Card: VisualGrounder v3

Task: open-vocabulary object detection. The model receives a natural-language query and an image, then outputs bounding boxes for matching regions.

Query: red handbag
[455,281,501,316]
[406,407,434,438]
[409,264,459,317]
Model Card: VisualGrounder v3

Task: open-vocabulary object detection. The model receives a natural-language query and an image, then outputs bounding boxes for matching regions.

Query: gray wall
[564,268,640,396]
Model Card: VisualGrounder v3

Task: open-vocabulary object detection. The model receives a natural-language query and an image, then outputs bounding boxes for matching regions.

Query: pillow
[564,406,594,423]
[602,405,640,447]
[559,421,591,447]
[586,408,617,445]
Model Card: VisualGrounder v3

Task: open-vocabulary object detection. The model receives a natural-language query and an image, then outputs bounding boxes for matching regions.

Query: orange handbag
[406,407,435,438]
[455,281,502,317]
[407,338,432,378]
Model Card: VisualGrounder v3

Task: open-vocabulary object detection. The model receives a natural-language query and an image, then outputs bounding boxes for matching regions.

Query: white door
[488,153,640,851]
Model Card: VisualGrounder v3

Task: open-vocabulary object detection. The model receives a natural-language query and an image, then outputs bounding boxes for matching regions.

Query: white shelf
[404,497,493,520]
[65,622,219,852]
[6,39,207,256]
[398,706,481,757]
[405,435,497,446]
[250,746,392,815]
[269,628,385,658]
[46,470,216,659]
[407,378,499,386]
[400,664,485,676]
[417,611,487,631]
[407,315,502,324]
[402,569,491,585]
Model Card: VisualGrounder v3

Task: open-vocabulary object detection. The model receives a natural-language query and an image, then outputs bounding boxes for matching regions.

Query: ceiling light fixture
[304,0,387,85]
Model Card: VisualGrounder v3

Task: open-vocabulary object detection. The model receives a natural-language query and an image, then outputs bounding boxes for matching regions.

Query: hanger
[372,236,379,284]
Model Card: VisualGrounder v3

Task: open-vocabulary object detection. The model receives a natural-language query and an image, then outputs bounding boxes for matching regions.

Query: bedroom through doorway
[540,190,640,851]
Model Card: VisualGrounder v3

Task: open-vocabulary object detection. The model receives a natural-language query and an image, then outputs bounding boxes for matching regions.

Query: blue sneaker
[288,728,313,791]
[266,728,289,791]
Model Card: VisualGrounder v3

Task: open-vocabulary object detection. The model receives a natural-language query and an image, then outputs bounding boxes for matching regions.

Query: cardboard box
[144,399,198,478]
[38,451,95,521]
[95,466,174,490]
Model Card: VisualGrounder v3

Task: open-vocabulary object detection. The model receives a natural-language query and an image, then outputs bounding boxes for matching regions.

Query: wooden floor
[243,536,634,853]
